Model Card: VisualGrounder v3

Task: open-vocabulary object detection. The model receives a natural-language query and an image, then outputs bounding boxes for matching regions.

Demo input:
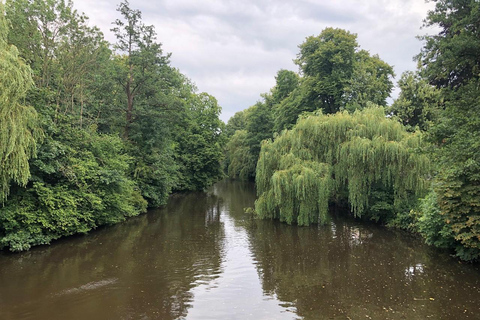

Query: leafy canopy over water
[255,106,430,225]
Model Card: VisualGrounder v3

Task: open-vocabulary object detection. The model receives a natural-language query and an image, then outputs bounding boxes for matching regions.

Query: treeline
[225,0,480,261]
[0,0,225,251]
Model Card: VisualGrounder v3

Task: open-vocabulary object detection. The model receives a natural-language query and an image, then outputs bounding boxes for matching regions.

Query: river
[0,180,479,319]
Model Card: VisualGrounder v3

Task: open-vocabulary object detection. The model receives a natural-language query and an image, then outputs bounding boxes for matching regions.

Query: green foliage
[268,69,300,106]
[417,0,480,88]
[415,0,480,261]
[0,0,224,251]
[295,28,357,114]
[111,0,171,138]
[433,85,480,260]
[0,119,147,251]
[225,130,257,180]
[0,4,42,203]
[255,107,430,225]
[174,93,225,191]
[343,50,395,111]
[388,71,442,131]
[224,101,274,180]
[415,189,455,249]
[274,28,394,131]
[225,110,247,137]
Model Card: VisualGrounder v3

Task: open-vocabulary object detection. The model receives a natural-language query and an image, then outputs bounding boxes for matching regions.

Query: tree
[388,71,442,132]
[295,28,357,114]
[416,0,480,260]
[246,102,274,158]
[5,0,112,127]
[224,101,274,180]
[5,0,77,89]
[255,107,430,226]
[417,0,480,88]
[225,110,248,137]
[111,0,170,138]
[343,50,394,111]
[225,130,256,180]
[274,28,394,131]
[174,93,225,191]
[268,69,299,106]
[0,4,42,203]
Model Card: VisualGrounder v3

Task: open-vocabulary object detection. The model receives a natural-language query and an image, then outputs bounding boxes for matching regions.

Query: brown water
[1,180,479,320]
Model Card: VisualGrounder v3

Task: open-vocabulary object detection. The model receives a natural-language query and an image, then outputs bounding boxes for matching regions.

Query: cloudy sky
[73,0,436,122]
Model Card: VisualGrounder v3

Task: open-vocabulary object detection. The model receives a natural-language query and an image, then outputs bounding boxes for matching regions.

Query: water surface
[0,180,479,319]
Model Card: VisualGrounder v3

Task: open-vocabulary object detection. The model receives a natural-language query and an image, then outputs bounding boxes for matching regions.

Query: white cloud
[73,0,436,122]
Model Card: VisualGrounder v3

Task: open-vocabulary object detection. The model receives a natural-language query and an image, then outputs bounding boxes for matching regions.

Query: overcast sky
[73,0,436,122]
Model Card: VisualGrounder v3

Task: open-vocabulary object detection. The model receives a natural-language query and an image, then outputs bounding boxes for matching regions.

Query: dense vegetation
[255,107,430,226]
[224,28,394,180]
[225,0,480,261]
[0,0,224,251]
[2,0,479,262]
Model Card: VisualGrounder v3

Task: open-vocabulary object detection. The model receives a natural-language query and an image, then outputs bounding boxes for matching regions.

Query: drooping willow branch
[255,106,430,225]
[0,6,42,203]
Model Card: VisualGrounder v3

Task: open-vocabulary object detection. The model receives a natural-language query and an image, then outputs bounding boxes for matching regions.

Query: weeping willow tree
[255,106,430,225]
[0,6,41,203]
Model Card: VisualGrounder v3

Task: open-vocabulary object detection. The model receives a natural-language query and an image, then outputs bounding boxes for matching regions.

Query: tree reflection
[0,192,224,320]
[246,211,480,319]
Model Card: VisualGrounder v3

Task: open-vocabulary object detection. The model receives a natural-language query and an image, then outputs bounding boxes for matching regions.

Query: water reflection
[185,180,297,319]
[404,263,425,281]
[245,212,480,319]
[0,192,224,320]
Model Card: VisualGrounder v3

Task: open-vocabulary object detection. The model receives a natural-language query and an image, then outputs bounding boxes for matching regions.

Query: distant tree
[225,110,248,137]
[174,93,225,191]
[417,0,480,89]
[269,69,299,106]
[246,102,274,157]
[274,28,394,131]
[224,102,273,180]
[343,50,394,111]
[295,28,357,114]
[5,0,111,126]
[225,130,256,180]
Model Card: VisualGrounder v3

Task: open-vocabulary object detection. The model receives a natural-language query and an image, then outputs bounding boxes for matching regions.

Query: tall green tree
[417,0,480,89]
[295,28,357,114]
[5,0,111,127]
[224,130,256,180]
[5,0,77,88]
[224,110,248,137]
[274,28,394,131]
[343,50,394,111]
[224,101,274,180]
[417,0,480,260]
[0,4,42,203]
[111,0,170,138]
[268,69,300,106]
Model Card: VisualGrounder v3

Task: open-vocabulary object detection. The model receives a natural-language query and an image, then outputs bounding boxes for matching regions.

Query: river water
[1,180,479,319]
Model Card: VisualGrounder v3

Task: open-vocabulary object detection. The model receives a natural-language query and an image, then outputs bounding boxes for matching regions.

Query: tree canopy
[0,0,225,251]
[255,107,430,226]
[415,0,480,260]
[274,28,394,131]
